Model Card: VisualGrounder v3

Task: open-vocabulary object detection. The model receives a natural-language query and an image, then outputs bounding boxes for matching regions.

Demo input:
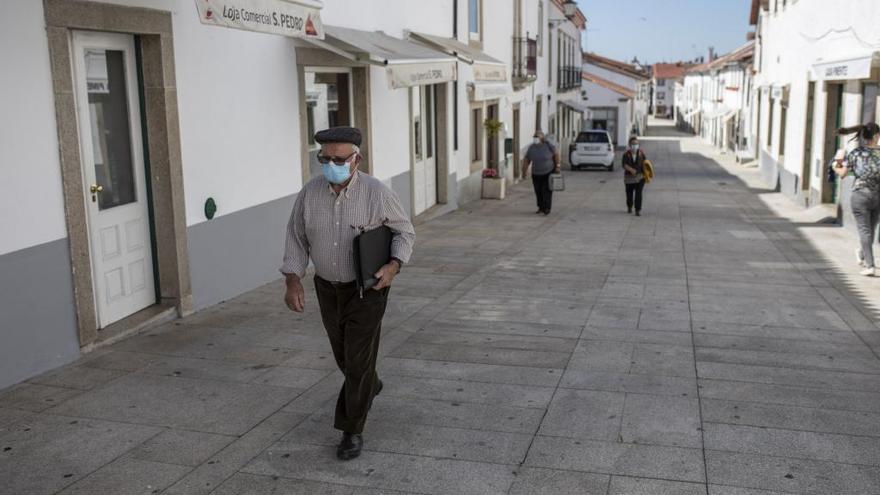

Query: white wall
[0,1,67,255]
[320,0,454,39]
[755,0,880,191]
[369,67,412,182]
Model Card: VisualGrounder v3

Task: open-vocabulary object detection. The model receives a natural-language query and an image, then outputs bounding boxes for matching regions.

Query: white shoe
[856,248,865,267]
[860,267,875,277]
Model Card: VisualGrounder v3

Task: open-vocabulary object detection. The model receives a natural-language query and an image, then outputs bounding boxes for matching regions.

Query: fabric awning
[811,52,879,81]
[705,105,732,120]
[722,109,739,123]
[408,31,507,82]
[560,99,590,114]
[195,0,325,39]
[304,26,458,89]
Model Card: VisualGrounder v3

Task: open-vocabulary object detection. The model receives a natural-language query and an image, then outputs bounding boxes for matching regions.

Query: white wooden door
[72,31,155,327]
[411,85,437,216]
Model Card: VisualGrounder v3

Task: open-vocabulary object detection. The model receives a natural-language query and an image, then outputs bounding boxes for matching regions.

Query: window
[468,0,480,40]
[657,92,666,100]
[779,100,788,157]
[657,78,665,87]
[767,97,775,148]
[537,1,544,56]
[535,96,542,132]
[471,107,482,162]
[453,82,459,151]
[576,131,610,143]
[862,83,879,123]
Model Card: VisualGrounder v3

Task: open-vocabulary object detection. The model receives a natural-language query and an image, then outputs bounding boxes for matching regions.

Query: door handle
[90,184,104,203]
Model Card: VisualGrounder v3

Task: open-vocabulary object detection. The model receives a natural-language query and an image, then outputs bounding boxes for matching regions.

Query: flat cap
[314,126,362,146]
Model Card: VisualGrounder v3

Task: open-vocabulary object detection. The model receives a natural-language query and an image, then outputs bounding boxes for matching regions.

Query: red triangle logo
[305,15,318,36]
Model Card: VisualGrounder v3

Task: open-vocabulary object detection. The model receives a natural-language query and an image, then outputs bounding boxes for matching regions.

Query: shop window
[471,107,483,162]
[862,83,879,123]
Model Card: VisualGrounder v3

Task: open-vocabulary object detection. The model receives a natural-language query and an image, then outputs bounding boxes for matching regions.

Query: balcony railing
[557,65,581,91]
[512,36,537,86]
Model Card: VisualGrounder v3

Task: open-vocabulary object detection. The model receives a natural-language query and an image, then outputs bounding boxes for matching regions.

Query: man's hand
[373,261,400,290]
[284,274,305,312]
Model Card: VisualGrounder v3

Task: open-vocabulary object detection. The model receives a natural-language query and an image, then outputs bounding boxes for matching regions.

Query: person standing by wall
[622,136,648,216]
[832,123,880,277]
[280,126,416,460]
[523,130,561,215]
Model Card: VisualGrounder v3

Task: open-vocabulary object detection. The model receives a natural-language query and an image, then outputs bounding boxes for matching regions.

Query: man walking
[522,130,560,215]
[280,126,415,460]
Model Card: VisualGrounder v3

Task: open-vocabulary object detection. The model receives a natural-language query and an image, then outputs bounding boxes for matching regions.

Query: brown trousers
[314,276,389,434]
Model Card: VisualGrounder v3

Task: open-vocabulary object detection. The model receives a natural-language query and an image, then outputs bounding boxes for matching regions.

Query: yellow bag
[643,159,655,183]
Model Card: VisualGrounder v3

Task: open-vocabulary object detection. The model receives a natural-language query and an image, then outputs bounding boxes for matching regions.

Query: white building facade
[679,42,756,162]
[751,0,880,209]
[0,0,586,389]
[581,53,650,146]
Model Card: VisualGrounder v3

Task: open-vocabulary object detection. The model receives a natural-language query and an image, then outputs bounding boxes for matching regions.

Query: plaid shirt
[280,171,415,282]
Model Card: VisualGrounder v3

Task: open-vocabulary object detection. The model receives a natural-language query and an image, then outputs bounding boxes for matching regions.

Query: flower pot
[481,177,506,199]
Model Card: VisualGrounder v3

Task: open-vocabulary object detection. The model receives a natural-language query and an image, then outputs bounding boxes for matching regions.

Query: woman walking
[622,136,648,216]
[833,123,880,276]
[523,131,560,215]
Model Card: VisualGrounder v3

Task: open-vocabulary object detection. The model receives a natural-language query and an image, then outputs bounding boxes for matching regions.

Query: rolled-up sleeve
[382,188,415,264]
[279,193,310,277]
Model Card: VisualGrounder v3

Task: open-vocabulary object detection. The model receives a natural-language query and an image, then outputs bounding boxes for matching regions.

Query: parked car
[569,130,615,171]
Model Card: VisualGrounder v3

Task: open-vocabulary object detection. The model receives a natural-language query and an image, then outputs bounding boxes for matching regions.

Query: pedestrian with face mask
[523,130,561,215]
[832,122,880,276]
[622,136,648,216]
[280,126,415,460]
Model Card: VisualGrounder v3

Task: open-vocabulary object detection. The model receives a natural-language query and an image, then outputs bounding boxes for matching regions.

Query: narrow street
[3,120,880,495]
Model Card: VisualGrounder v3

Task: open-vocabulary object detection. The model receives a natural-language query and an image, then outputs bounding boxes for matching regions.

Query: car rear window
[575,132,610,143]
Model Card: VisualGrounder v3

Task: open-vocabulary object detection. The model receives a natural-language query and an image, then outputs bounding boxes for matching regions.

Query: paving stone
[282,415,532,464]
[405,328,576,352]
[508,467,610,495]
[27,364,128,391]
[701,398,880,437]
[380,374,554,409]
[50,373,302,435]
[250,366,332,389]
[608,476,706,495]
[387,342,571,368]
[163,411,308,495]
[128,428,235,466]
[694,333,875,358]
[57,456,190,494]
[696,362,879,392]
[212,472,418,494]
[242,442,517,495]
[560,369,698,397]
[706,450,880,495]
[620,394,702,448]
[696,347,880,374]
[0,414,160,495]
[79,350,161,372]
[278,350,340,370]
[538,389,625,441]
[704,422,880,465]
[697,378,880,413]
[0,383,83,412]
[524,436,705,483]
[581,326,692,345]
[378,357,562,387]
[707,485,792,495]
[364,395,544,433]
[138,355,275,383]
[424,318,584,338]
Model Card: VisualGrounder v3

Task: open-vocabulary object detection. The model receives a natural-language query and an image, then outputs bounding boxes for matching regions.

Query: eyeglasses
[316,151,357,164]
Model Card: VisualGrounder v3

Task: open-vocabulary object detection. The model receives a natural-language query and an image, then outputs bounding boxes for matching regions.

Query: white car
[569,130,615,171]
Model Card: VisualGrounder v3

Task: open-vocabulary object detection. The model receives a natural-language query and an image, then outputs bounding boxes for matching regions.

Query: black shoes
[635,211,641,216]
[337,432,363,460]
[375,379,383,397]
[627,208,632,214]
[535,209,543,214]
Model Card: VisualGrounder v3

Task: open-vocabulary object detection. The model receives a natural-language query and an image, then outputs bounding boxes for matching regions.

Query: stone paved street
[2,121,880,494]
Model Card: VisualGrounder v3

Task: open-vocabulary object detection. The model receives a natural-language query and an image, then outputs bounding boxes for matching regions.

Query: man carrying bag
[280,126,415,461]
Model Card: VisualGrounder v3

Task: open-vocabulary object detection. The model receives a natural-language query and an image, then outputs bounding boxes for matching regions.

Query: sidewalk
[2,121,879,494]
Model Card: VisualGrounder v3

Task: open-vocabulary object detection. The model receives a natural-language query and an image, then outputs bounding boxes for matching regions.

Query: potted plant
[481,167,505,199]
[483,118,503,137]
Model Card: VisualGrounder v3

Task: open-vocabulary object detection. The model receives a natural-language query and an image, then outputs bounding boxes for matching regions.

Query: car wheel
[606,164,614,172]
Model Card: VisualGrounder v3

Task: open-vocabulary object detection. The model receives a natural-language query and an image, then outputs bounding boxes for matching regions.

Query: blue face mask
[322,161,353,184]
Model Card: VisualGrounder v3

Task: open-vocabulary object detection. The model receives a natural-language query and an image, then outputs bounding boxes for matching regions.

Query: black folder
[353,225,393,295]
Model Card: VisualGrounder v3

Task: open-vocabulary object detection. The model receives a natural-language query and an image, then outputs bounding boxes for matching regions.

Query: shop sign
[194,0,324,39]
[473,63,507,82]
[811,54,874,81]
[387,62,457,89]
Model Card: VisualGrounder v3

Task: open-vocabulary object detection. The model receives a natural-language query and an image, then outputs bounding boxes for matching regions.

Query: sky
[578,0,753,65]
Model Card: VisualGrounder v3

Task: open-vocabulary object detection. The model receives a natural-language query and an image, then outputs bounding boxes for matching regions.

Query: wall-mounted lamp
[563,0,578,19]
